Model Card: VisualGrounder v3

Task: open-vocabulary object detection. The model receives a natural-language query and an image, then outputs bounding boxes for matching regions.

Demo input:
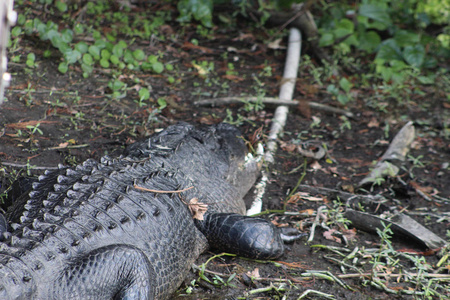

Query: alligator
[0,123,294,300]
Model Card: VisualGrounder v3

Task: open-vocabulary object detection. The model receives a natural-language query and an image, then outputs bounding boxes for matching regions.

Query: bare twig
[133,184,194,194]
[1,162,59,170]
[195,97,354,118]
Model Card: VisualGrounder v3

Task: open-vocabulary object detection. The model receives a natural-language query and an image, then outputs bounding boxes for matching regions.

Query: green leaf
[60,29,73,43]
[147,55,158,64]
[394,30,420,47]
[403,45,425,68]
[133,49,146,61]
[112,44,125,58]
[157,97,167,109]
[326,84,339,96]
[106,34,116,42]
[123,50,135,64]
[339,77,353,93]
[110,55,120,65]
[82,53,94,65]
[73,23,84,35]
[375,39,403,62]
[139,88,150,101]
[75,42,89,54]
[27,53,36,62]
[358,31,381,52]
[152,62,164,74]
[58,62,68,73]
[94,40,108,49]
[177,0,213,28]
[64,49,82,64]
[88,45,100,60]
[81,63,93,76]
[100,58,110,68]
[44,29,60,41]
[359,4,391,25]
[117,40,128,49]
[417,75,435,85]
[319,32,334,47]
[11,27,22,37]
[166,64,174,71]
[55,1,68,12]
[43,50,52,58]
[337,94,350,105]
[101,49,111,60]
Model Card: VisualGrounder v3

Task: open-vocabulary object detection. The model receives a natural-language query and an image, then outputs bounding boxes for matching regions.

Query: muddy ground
[0,2,449,299]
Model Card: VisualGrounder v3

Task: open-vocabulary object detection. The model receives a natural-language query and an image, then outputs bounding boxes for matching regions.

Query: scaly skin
[0,123,284,299]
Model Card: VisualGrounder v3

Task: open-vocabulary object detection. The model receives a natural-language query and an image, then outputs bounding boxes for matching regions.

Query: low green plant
[318,0,448,84]
[177,0,213,28]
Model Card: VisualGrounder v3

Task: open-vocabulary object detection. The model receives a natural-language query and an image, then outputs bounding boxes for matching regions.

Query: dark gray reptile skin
[0,123,285,299]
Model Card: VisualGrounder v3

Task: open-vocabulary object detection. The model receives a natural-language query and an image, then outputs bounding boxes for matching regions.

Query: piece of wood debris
[194,97,354,118]
[359,121,415,187]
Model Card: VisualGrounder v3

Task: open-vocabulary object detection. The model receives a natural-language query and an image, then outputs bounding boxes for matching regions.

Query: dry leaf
[267,38,286,49]
[342,228,357,242]
[368,117,380,128]
[247,268,260,279]
[323,229,342,243]
[188,198,208,220]
[310,160,322,170]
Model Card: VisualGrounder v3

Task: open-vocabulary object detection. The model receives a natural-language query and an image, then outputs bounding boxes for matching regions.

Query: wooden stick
[194,96,354,118]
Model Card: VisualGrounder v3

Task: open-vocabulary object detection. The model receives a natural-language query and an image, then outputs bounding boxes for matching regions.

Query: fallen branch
[248,28,302,216]
[359,121,415,186]
[194,96,354,118]
[0,162,59,170]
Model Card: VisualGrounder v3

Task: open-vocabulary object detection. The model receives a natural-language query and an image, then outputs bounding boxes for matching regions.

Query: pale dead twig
[194,96,354,118]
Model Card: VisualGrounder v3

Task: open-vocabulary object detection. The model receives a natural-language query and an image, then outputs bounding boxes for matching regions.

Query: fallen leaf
[342,228,357,241]
[341,184,355,193]
[310,160,322,170]
[299,209,315,215]
[323,229,342,243]
[58,142,69,148]
[279,141,297,152]
[368,117,379,128]
[182,41,214,53]
[188,198,208,220]
[246,268,260,279]
[222,74,244,82]
[267,38,286,49]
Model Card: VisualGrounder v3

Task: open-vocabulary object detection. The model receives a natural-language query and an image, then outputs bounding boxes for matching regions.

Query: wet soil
[1,2,449,299]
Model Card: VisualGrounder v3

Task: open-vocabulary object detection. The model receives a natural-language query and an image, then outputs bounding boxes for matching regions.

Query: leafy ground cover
[1,1,449,299]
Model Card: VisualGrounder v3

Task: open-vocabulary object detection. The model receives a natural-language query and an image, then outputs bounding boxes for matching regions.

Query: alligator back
[0,123,259,299]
